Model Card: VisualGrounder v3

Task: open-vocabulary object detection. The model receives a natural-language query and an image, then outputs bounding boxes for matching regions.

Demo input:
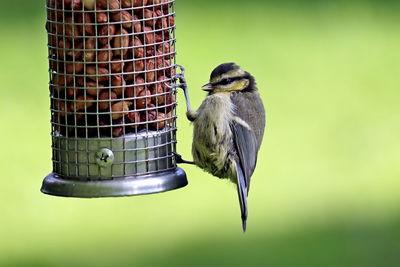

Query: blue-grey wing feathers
[235,162,248,232]
[230,91,265,231]
[232,120,258,232]
[232,120,258,192]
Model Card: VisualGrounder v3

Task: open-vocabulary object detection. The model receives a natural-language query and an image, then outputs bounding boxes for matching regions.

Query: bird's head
[202,63,256,94]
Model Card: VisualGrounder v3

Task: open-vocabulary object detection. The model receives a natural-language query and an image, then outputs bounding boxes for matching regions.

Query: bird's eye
[220,78,232,85]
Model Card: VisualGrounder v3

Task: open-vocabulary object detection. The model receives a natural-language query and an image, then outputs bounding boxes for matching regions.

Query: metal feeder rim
[41,167,188,198]
[52,128,173,139]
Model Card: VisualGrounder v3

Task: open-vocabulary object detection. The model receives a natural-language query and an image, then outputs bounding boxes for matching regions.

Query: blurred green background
[1,0,400,266]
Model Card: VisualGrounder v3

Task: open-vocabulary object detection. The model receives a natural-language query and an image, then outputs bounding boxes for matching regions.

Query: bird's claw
[175,64,186,74]
[173,74,185,82]
[172,65,187,89]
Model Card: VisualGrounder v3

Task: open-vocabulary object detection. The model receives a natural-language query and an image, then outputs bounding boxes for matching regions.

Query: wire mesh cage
[41,0,188,198]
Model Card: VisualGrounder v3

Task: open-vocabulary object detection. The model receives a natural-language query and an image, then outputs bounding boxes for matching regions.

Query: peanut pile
[47,0,176,137]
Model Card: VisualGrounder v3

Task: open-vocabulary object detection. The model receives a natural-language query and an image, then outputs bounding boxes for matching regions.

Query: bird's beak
[202,83,213,91]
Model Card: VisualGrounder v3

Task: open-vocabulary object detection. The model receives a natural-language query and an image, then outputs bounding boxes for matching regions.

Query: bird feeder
[41,0,188,198]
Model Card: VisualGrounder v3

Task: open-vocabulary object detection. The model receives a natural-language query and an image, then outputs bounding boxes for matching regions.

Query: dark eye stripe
[214,76,243,86]
[219,79,231,85]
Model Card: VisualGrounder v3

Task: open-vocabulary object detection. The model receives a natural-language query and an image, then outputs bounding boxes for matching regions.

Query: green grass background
[0,0,400,266]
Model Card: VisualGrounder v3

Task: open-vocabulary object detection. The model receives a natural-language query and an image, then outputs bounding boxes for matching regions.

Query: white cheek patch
[229,79,250,91]
[237,79,249,89]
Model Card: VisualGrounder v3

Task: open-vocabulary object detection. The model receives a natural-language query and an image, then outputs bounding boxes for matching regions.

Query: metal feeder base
[41,167,187,198]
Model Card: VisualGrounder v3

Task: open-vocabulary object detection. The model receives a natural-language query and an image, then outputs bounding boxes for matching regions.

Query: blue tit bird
[178,63,266,231]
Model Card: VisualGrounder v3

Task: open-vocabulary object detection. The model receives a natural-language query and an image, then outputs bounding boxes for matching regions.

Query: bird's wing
[230,91,265,231]
[231,92,265,150]
[231,119,258,191]
[235,161,248,232]
[231,119,258,232]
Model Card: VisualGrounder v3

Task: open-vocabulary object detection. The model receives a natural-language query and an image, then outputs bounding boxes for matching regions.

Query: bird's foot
[172,65,188,89]
[171,76,187,90]
[173,152,195,165]
[170,65,194,120]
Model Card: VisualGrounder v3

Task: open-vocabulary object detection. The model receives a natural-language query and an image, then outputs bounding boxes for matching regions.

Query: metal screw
[96,148,114,168]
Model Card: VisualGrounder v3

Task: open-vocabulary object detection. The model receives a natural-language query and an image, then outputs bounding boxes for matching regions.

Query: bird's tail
[235,162,248,232]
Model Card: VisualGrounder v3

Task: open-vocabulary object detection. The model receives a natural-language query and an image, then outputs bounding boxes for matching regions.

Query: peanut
[133,36,144,58]
[168,16,175,27]
[124,60,144,81]
[154,51,164,68]
[165,92,176,105]
[127,111,141,124]
[66,42,84,60]
[71,0,82,10]
[76,76,85,86]
[66,62,84,74]
[96,12,108,23]
[53,100,71,116]
[110,59,125,73]
[67,88,78,97]
[165,111,175,124]
[111,11,133,29]
[65,17,81,41]
[141,103,157,122]
[111,75,126,96]
[48,0,56,8]
[113,127,124,137]
[86,82,104,96]
[151,83,165,105]
[157,43,173,59]
[151,75,169,105]
[57,39,71,59]
[97,45,113,67]
[153,0,171,10]
[97,0,121,10]
[136,89,151,109]
[133,15,142,33]
[160,60,175,76]
[155,33,164,43]
[135,76,146,92]
[84,38,96,62]
[112,29,130,56]
[53,74,73,87]
[125,76,145,98]
[61,0,82,10]
[111,101,132,120]
[126,76,145,98]
[99,90,117,110]
[76,13,95,36]
[150,112,166,130]
[157,17,168,30]
[144,9,154,27]
[121,0,148,8]
[146,47,155,57]
[145,59,156,82]
[86,66,110,82]
[99,24,116,45]
[164,93,176,113]
[144,26,155,44]
[70,95,95,111]
[82,0,95,9]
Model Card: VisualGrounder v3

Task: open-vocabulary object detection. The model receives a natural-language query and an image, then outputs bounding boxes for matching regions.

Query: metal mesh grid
[46,0,178,179]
